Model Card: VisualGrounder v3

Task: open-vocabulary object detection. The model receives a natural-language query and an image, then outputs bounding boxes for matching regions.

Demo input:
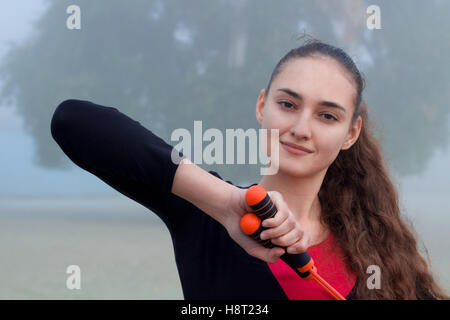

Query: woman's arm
[51,99,284,263]
[171,158,236,227]
[51,99,184,227]
[172,158,285,264]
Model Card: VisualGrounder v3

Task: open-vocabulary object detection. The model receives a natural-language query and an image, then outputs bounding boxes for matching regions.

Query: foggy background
[1,0,449,299]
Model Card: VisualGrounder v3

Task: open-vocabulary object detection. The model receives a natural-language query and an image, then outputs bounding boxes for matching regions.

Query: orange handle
[240,185,346,300]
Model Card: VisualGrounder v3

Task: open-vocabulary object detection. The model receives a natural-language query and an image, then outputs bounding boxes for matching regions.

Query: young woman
[51,39,448,299]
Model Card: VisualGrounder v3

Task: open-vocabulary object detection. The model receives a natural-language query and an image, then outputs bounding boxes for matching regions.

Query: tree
[1,0,449,184]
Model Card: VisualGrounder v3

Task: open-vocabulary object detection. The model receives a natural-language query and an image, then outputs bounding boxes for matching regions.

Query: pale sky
[0,1,449,197]
[0,0,48,132]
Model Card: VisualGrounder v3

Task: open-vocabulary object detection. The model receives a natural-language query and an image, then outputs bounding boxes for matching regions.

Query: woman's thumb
[253,246,285,264]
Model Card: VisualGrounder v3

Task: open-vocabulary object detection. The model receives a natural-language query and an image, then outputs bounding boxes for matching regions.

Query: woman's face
[256,56,362,177]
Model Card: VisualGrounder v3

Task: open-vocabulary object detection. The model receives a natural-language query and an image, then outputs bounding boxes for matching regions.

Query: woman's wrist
[171,157,236,226]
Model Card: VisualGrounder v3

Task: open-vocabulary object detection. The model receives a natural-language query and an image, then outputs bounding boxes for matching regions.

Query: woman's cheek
[316,135,344,166]
[261,119,284,157]
[266,126,283,158]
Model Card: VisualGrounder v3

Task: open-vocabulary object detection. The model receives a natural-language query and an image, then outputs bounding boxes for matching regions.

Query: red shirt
[268,231,356,299]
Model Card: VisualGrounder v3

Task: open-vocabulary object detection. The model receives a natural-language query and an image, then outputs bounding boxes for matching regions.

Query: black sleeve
[50,99,185,228]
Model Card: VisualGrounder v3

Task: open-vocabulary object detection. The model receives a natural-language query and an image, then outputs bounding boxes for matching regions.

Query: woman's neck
[257,168,327,226]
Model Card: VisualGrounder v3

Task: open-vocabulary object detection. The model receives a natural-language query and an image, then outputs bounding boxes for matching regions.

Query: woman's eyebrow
[276,88,347,113]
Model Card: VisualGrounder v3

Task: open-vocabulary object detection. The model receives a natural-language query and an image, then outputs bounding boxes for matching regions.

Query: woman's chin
[278,162,314,178]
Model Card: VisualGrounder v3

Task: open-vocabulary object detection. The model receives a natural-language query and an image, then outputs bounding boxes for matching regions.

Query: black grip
[248,191,312,277]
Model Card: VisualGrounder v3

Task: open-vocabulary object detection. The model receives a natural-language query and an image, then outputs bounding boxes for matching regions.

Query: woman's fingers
[241,189,311,261]
[267,246,286,264]
[271,228,303,248]
[262,191,288,228]
[286,232,310,254]
[258,190,310,252]
[260,215,301,240]
[246,241,285,264]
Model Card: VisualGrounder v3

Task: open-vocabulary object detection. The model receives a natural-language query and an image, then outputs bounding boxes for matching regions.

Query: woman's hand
[260,191,311,254]
[222,187,285,264]
[222,187,310,263]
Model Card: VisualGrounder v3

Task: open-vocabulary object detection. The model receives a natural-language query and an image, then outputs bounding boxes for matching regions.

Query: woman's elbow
[50,99,79,142]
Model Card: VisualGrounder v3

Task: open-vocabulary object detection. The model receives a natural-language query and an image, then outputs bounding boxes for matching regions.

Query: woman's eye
[279,101,295,109]
[320,113,338,121]
[278,102,337,121]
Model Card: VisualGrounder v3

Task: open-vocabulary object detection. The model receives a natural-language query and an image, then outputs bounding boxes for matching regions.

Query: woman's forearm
[171,158,236,226]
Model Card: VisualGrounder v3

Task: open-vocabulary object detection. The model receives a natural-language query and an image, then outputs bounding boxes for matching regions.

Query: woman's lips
[280,141,313,155]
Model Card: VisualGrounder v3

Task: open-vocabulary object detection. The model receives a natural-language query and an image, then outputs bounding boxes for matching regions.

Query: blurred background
[1,0,449,299]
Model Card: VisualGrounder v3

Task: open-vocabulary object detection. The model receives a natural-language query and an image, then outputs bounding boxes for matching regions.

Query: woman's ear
[256,89,266,125]
[341,115,362,150]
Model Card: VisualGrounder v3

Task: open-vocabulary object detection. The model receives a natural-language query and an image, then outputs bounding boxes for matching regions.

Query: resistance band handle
[240,185,315,279]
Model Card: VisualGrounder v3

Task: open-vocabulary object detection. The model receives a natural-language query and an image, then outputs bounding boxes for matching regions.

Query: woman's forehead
[271,57,356,111]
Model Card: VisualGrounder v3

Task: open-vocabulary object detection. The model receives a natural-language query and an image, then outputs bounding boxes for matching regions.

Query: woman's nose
[289,113,312,140]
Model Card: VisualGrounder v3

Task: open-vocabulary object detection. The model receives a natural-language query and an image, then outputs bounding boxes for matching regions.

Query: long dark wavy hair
[266,38,449,299]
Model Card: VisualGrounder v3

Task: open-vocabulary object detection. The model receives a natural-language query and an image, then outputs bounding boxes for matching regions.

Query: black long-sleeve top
[50,99,357,300]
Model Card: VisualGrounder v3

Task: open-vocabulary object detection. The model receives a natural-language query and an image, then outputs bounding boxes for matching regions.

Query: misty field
[0,195,183,299]
[1,192,449,299]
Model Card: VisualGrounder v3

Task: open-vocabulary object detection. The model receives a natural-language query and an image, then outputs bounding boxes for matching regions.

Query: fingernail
[260,233,266,240]
[288,247,297,254]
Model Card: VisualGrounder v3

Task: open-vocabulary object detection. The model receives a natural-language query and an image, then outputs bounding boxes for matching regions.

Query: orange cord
[308,268,346,300]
